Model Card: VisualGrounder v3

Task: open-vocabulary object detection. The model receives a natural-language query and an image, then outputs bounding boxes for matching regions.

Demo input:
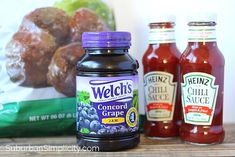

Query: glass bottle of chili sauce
[180,14,225,144]
[142,15,181,138]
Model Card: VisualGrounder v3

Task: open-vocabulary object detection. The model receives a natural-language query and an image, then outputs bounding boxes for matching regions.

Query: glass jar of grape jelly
[76,31,140,151]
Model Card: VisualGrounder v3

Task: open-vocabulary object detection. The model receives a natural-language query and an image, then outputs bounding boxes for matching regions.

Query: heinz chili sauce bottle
[142,15,181,138]
[180,13,225,144]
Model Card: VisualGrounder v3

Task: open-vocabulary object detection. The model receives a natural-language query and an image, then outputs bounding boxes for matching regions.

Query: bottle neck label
[188,26,216,42]
[148,28,175,44]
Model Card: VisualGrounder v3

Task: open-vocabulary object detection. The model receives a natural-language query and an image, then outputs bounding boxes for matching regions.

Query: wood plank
[0,124,234,157]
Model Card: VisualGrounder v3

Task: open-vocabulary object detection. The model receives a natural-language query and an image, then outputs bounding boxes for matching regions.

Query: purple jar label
[76,75,139,135]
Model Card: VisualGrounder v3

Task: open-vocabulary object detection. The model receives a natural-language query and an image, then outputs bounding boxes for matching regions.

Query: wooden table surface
[0,124,235,157]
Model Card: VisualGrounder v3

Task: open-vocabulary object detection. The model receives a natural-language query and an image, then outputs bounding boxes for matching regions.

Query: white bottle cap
[148,14,176,23]
[187,13,217,23]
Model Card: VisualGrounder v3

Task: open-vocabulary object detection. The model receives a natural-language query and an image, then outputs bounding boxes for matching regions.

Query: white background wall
[0,0,234,123]
[112,0,235,123]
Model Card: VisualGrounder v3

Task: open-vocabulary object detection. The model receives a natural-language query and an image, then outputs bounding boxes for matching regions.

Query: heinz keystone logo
[89,79,133,102]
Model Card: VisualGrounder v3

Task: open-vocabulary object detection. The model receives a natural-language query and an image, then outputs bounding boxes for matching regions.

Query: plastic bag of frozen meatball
[0,0,115,137]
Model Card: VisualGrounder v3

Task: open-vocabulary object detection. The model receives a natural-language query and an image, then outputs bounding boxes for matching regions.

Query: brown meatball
[47,42,85,96]
[70,8,109,42]
[20,7,70,45]
[5,30,57,87]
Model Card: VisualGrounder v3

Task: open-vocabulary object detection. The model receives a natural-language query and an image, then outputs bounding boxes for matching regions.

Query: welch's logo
[89,79,133,102]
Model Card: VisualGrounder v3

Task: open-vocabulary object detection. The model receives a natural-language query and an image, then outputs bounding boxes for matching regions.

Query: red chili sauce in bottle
[143,16,181,138]
[180,14,225,144]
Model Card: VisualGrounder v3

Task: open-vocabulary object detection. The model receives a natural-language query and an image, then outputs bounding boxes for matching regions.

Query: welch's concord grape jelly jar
[76,32,140,151]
